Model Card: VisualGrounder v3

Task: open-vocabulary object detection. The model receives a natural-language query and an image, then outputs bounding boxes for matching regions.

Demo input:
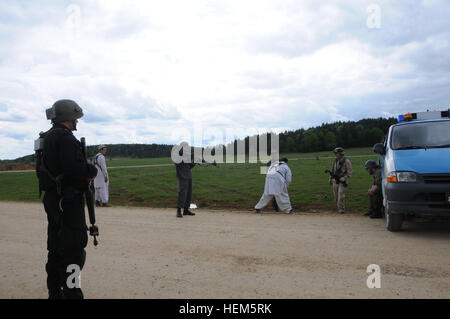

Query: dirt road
[1,201,449,299]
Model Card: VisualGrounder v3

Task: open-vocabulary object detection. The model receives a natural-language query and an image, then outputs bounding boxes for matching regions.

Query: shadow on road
[399,220,450,239]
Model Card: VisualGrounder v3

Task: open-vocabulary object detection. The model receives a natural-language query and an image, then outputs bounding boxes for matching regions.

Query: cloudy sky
[0,0,449,159]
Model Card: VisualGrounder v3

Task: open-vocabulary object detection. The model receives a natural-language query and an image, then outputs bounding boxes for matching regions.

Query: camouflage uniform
[330,157,352,213]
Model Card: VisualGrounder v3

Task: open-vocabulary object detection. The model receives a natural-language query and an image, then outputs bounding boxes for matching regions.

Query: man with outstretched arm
[173,142,197,218]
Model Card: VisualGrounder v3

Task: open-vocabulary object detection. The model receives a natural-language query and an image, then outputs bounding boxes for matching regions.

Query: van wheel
[385,205,403,231]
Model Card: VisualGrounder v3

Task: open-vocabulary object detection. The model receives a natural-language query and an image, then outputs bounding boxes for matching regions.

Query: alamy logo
[66,264,81,289]
[65,4,82,38]
[366,264,381,288]
[170,127,280,175]
[366,4,381,29]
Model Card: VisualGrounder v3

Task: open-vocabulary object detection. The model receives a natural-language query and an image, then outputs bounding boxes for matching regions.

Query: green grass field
[0,147,378,212]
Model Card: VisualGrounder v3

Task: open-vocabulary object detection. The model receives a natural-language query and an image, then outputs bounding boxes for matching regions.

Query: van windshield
[391,120,450,150]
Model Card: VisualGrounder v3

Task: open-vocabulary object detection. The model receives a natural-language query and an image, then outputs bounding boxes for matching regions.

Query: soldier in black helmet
[36,99,97,299]
[329,147,352,214]
[364,160,383,219]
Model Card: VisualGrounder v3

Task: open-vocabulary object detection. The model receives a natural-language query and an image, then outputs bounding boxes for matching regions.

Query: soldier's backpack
[34,130,64,197]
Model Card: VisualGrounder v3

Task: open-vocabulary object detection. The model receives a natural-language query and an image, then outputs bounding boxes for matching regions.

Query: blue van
[373,110,450,231]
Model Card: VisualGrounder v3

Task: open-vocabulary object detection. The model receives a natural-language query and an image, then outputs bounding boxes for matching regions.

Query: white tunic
[255,161,292,213]
[263,162,292,195]
[93,153,109,203]
[93,153,108,187]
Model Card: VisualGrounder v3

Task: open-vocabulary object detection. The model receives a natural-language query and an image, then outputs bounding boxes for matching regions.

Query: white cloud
[0,0,449,159]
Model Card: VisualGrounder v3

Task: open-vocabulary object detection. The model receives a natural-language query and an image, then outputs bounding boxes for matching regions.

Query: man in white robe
[93,145,110,207]
[255,157,292,214]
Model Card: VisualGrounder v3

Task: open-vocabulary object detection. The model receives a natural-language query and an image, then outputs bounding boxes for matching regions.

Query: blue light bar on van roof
[397,110,450,122]
[397,113,416,122]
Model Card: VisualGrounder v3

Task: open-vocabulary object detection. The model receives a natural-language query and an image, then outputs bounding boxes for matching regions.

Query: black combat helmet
[365,160,378,169]
[46,99,84,123]
[333,147,344,154]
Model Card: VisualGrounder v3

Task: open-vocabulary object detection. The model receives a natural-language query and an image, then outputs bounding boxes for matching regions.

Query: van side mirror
[373,143,386,155]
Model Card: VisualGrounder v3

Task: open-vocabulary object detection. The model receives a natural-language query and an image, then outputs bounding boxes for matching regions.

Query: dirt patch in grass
[109,190,366,213]
[0,164,35,171]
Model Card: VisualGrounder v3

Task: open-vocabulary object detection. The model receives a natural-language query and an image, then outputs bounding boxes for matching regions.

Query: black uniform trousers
[43,189,87,299]
[177,177,192,209]
[369,192,383,214]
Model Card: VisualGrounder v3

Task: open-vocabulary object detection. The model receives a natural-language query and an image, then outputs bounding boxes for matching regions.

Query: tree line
[2,117,396,164]
[86,143,173,159]
[219,117,396,155]
[278,117,395,153]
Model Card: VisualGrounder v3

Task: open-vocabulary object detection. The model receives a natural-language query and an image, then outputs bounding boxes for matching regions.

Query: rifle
[80,137,99,246]
[200,159,219,167]
[191,154,219,167]
[325,169,348,187]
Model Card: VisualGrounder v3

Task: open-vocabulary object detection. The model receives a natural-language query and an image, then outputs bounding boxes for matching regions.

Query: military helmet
[365,160,378,169]
[333,147,344,154]
[46,99,84,123]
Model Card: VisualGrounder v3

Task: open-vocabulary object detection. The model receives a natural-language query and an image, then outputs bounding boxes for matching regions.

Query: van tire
[385,205,403,231]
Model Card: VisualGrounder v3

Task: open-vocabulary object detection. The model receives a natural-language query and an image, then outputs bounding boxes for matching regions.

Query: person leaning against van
[364,160,383,219]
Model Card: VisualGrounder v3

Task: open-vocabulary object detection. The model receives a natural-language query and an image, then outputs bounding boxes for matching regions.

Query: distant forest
[278,117,396,153]
[85,143,173,159]
[213,117,396,156]
[3,117,396,164]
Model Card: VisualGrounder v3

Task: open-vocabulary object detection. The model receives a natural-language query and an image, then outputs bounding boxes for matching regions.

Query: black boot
[48,288,64,299]
[177,208,183,218]
[370,211,382,219]
[183,208,195,216]
[272,199,279,212]
[62,287,84,299]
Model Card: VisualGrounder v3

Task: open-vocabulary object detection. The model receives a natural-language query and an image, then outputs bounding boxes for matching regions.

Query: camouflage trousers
[332,181,346,213]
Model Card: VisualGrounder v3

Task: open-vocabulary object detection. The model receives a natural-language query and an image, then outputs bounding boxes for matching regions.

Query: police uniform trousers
[177,177,192,209]
[43,189,87,299]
